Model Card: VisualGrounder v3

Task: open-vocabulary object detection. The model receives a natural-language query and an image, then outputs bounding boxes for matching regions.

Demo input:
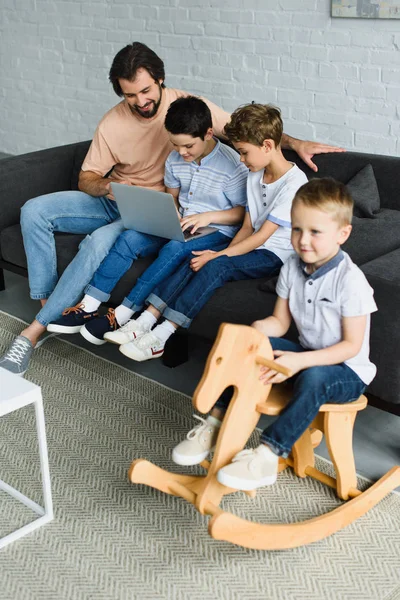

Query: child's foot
[80,308,118,346]
[47,303,99,334]
[216,444,278,491]
[119,331,165,362]
[0,335,34,376]
[172,415,221,466]
[104,318,150,345]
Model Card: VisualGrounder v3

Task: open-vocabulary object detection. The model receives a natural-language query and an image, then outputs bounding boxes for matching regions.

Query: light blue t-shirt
[164,139,248,238]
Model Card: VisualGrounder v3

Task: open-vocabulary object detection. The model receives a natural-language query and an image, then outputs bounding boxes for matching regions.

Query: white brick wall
[1,0,399,156]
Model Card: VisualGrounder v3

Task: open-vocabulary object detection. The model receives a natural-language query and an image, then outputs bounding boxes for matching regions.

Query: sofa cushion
[346,164,380,218]
[342,209,400,265]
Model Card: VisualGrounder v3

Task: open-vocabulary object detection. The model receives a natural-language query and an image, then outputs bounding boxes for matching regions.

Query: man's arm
[78,170,113,197]
[281,134,346,173]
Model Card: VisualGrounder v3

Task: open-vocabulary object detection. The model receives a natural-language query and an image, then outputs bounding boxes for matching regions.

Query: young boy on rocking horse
[173,178,377,492]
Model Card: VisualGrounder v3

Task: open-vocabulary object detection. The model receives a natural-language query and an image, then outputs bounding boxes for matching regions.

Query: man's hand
[106,179,131,201]
[291,140,346,173]
[259,350,304,385]
[190,249,218,272]
[181,212,212,234]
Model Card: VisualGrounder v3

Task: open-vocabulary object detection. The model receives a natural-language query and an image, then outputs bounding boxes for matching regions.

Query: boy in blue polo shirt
[47,97,248,344]
[172,178,377,491]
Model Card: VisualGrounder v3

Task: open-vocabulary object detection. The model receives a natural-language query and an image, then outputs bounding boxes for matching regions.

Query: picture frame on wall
[332,0,400,19]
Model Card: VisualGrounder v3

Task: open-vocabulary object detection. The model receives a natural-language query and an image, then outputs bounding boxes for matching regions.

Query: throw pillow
[346,164,380,218]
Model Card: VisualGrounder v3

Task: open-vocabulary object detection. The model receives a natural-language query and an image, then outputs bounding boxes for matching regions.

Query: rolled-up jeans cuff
[84,284,110,303]
[259,434,289,458]
[146,293,168,314]
[121,297,143,312]
[163,307,192,329]
[30,292,52,301]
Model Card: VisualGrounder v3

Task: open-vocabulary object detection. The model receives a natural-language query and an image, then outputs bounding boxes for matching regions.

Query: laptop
[111,182,216,242]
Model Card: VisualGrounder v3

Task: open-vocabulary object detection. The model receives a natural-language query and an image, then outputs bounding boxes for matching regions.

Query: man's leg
[20,190,119,302]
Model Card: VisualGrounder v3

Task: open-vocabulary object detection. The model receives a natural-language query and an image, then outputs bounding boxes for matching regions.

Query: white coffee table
[0,367,53,549]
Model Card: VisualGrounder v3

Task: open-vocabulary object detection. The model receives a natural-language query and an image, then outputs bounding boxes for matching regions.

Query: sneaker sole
[172,448,213,466]
[119,344,163,362]
[80,326,107,346]
[216,470,277,491]
[47,324,83,334]
[104,330,147,346]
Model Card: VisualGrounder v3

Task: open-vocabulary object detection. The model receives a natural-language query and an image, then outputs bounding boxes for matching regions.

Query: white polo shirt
[276,250,378,385]
[246,163,308,262]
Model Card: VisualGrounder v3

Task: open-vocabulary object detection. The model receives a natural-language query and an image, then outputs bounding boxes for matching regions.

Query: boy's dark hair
[293,178,354,226]
[164,96,213,140]
[224,103,283,147]
[109,42,166,97]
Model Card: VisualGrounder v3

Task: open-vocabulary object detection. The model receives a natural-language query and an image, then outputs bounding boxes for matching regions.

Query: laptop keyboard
[183,229,202,239]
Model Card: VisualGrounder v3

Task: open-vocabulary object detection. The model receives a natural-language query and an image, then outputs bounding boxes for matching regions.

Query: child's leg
[84,229,166,309]
[118,231,230,314]
[260,363,366,458]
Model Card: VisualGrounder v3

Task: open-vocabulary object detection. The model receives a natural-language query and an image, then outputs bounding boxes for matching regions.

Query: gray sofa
[1,141,399,414]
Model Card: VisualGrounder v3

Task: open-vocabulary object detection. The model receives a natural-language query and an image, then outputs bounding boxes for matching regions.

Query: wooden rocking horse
[129,323,400,550]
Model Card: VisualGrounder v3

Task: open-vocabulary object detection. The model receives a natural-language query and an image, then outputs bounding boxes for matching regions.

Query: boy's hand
[106,179,131,201]
[293,140,346,173]
[190,249,218,271]
[259,350,303,385]
[181,213,212,234]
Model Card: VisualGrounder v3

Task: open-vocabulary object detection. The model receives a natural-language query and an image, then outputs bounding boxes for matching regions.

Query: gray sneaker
[0,336,34,376]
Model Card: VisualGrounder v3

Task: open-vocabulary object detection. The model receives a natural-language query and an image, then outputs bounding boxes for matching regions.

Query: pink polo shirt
[81,88,231,192]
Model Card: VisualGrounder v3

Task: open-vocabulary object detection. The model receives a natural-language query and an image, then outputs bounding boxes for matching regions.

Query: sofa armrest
[0,141,90,231]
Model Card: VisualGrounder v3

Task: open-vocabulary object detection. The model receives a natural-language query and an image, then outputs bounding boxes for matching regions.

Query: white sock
[259,443,278,462]
[152,320,176,344]
[114,305,134,326]
[81,295,101,313]
[135,310,158,329]
[207,415,222,428]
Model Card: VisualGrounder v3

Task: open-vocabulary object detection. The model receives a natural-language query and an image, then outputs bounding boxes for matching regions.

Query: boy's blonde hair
[224,103,283,147]
[293,178,353,226]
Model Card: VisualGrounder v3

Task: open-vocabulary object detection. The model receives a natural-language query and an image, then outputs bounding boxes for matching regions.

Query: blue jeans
[148,249,283,328]
[85,229,231,312]
[215,338,366,457]
[20,191,124,326]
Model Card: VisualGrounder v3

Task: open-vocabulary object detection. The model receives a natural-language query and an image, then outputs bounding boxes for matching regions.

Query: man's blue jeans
[85,229,231,312]
[215,337,366,458]
[20,191,124,326]
[147,249,283,328]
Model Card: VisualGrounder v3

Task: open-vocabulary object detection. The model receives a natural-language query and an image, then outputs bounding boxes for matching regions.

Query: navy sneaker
[47,303,99,334]
[80,308,119,346]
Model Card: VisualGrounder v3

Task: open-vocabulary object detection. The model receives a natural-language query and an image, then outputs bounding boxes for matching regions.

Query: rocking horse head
[193,322,274,414]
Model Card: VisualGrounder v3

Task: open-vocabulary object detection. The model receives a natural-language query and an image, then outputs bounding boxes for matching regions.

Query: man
[0,42,344,376]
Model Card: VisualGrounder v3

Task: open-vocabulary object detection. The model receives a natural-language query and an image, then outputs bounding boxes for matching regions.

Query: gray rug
[0,311,399,600]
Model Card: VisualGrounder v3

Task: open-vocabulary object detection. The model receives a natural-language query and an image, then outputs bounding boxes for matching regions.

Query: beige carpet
[0,311,399,600]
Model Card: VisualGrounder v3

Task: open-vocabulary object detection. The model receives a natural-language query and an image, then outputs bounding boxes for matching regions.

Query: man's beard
[130,83,162,119]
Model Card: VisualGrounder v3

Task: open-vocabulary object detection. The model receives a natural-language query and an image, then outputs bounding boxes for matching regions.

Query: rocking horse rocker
[129,323,400,550]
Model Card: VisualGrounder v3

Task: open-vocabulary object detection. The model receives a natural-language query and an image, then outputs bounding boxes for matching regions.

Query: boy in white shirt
[172,178,377,491]
[118,103,307,362]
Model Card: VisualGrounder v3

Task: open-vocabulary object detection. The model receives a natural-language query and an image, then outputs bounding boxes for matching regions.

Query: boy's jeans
[20,191,124,326]
[85,229,231,313]
[215,338,366,458]
[148,249,283,328]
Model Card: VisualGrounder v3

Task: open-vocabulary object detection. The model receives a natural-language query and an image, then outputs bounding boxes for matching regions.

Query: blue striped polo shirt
[164,138,248,238]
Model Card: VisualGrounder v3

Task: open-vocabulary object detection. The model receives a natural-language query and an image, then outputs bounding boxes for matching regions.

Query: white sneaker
[217,444,278,491]
[104,318,149,345]
[119,331,165,362]
[172,415,221,466]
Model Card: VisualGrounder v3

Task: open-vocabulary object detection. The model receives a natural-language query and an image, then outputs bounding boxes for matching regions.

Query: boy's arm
[252,296,292,338]
[180,206,245,234]
[190,213,277,271]
[166,186,180,214]
[262,314,368,385]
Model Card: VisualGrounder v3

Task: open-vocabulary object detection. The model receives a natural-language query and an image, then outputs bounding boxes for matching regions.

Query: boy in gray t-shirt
[173,178,377,491]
